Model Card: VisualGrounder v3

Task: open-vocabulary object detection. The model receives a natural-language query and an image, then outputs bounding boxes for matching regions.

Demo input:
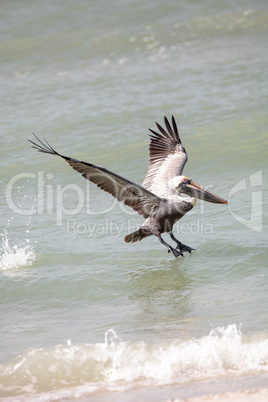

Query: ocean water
[1,0,268,400]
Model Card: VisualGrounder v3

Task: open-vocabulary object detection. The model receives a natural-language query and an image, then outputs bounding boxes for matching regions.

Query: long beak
[182,181,228,204]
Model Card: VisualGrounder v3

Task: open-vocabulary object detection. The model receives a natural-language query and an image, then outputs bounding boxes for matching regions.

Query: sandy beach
[169,388,268,402]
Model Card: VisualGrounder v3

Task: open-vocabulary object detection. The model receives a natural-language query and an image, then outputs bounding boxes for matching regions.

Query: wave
[1,325,268,400]
[0,231,36,270]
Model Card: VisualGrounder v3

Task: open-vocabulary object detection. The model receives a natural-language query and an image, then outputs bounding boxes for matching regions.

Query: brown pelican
[29,116,227,258]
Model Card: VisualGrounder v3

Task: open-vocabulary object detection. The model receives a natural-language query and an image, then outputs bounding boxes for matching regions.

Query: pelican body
[29,116,227,258]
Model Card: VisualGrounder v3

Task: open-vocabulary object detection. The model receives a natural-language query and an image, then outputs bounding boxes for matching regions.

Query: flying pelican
[29,116,227,258]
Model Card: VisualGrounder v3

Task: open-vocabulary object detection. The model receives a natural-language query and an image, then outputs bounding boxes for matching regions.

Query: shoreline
[168,388,268,402]
[87,375,268,401]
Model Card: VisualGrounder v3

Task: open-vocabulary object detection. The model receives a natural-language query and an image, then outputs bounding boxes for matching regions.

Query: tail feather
[124,228,151,243]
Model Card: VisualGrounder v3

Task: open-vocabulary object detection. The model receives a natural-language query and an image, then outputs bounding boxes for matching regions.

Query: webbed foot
[169,233,195,254]
[176,243,195,254]
[158,234,184,258]
[168,248,184,258]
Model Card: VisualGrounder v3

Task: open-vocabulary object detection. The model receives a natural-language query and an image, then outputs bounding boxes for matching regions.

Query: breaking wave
[0,325,268,400]
[0,231,36,270]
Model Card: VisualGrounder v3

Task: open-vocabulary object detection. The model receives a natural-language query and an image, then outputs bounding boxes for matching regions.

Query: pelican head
[172,176,228,204]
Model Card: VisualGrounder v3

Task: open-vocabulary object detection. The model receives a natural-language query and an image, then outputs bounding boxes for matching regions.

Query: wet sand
[168,388,268,402]
[85,376,268,402]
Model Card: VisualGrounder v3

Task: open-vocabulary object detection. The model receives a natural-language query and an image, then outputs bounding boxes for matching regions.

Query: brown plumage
[29,116,227,258]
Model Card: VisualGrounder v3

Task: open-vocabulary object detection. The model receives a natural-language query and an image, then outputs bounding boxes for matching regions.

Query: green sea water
[0,0,268,400]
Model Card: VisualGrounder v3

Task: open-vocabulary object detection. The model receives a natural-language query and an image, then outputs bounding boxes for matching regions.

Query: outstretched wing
[29,134,162,219]
[142,116,187,197]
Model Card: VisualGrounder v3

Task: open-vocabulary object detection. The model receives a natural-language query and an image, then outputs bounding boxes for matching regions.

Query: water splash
[0,231,36,270]
[105,329,122,346]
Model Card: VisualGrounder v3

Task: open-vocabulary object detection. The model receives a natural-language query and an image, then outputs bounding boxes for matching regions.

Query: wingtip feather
[29,133,58,155]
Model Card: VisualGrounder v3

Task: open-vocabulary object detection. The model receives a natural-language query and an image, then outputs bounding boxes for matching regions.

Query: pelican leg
[169,233,195,254]
[157,235,183,258]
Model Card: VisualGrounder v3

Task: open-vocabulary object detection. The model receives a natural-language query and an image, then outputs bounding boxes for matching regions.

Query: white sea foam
[0,232,36,270]
[0,325,268,400]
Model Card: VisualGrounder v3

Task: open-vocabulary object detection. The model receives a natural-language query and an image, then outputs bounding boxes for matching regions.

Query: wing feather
[29,135,161,218]
[142,116,187,197]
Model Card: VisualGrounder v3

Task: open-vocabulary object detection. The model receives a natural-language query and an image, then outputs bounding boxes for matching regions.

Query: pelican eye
[182,179,191,185]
